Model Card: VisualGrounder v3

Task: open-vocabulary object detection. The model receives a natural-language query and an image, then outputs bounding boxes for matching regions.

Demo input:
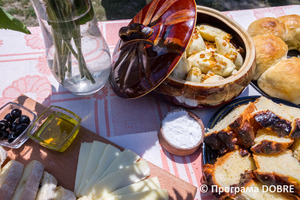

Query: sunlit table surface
[0,5,299,200]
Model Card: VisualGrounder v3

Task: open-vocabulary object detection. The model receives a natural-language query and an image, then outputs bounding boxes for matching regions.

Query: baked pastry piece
[291,138,300,161]
[171,56,191,80]
[234,171,299,200]
[0,146,7,168]
[247,17,287,42]
[198,24,232,42]
[257,57,300,105]
[35,171,57,200]
[0,160,24,200]
[54,186,76,200]
[78,196,93,200]
[202,149,256,199]
[186,28,206,57]
[277,14,300,51]
[250,129,294,154]
[11,160,44,200]
[251,34,288,80]
[253,150,300,197]
[204,102,256,153]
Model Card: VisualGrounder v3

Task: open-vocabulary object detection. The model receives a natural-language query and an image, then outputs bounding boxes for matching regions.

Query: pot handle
[119,23,153,41]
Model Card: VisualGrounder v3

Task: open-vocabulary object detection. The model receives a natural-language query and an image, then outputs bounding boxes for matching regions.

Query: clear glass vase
[31,0,111,95]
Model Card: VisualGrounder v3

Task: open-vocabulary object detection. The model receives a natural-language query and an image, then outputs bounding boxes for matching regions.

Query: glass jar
[31,0,111,95]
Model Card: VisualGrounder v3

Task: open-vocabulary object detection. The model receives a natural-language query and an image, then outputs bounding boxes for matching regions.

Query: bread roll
[277,14,300,51]
[247,17,287,41]
[257,57,300,104]
[11,160,44,200]
[251,34,288,80]
[0,160,24,200]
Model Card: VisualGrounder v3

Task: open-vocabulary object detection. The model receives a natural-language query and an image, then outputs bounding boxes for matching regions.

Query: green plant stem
[72,25,95,83]
[51,26,65,82]
[67,51,72,78]
[44,0,96,85]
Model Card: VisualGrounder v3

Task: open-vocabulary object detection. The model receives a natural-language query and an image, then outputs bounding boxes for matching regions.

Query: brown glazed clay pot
[110,0,256,108]
[153,6,256,108]
[110,0,197,100]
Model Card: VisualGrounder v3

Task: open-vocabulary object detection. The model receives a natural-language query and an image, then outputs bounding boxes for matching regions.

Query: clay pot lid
[110,0,196,99]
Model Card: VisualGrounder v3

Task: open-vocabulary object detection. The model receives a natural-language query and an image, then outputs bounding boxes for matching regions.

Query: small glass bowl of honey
[27,105,81,152]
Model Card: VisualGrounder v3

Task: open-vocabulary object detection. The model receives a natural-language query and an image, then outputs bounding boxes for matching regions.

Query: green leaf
[0,7,31,34]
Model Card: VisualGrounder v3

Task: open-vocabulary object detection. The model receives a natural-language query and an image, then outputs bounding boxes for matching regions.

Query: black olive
[19,115,30,125]
[10,122,19,132]
[11,108,22,118]
[0,130,9,140]
[4,113,14,123]
[15,123,28,133]
[7,132,19,143]
[0,120,9,130]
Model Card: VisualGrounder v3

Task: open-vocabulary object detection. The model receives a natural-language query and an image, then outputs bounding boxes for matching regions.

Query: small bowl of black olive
[0,102,37,148]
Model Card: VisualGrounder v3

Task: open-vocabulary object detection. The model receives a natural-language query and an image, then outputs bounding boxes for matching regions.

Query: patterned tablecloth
[0,5,299,200]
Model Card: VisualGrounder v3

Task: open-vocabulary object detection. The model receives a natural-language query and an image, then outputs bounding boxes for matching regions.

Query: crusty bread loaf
[250,129,294,154]
[247,17,287,41]
[251,34,288,80]
[205,102,256,153]
[253,150,300,197]
[254,96,300,138]
[11,160,44,200]
[234,171,299,200]
[257,57,300,105]
[203,150,256,199]
[0,160,24,200]
[54,186,76,200]
[277,14,300,51]
[35,171,57,200]
[205,96,300,153]
[291,138,300,161]
[0,146,7,168]
[252,96,295,137]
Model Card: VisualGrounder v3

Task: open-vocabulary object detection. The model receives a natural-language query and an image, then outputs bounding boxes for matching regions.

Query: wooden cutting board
[3,95,197,200]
